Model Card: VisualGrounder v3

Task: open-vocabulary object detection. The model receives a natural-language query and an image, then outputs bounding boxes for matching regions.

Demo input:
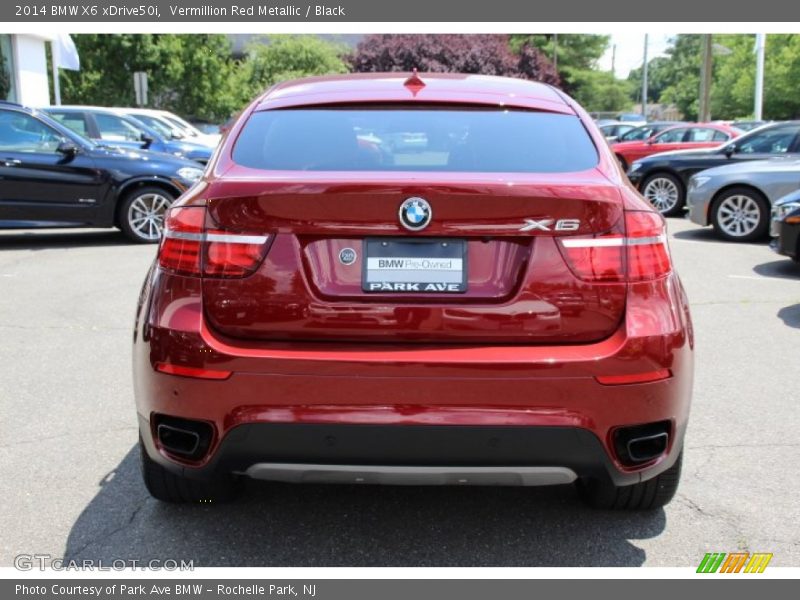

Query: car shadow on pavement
[64,446,666,567]
[777,304,800,329]
[753,259,800,281]
[670,227,766,245]
[0,229,139,250]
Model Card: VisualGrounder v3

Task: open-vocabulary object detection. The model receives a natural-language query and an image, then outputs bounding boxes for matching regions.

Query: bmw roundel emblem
[399,197,432,231]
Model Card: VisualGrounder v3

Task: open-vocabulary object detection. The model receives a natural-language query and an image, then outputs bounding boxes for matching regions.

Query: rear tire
[710,187,770,242]
[578,452,682,510]
[139,439,240,504]
[118,186,176,244]
[641,173,685,216]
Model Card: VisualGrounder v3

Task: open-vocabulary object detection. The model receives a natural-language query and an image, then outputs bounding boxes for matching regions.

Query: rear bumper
[771,221,799,259]
[687,189,712,226]
[133,266,694,488]
[138,418,684,487]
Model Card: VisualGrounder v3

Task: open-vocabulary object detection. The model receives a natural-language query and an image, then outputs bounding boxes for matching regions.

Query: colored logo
[339,247,357,265]
[696,552,773,573]
[399,197,432,231]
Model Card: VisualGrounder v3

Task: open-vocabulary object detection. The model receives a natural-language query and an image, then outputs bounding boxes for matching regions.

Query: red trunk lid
[199,170,626,344]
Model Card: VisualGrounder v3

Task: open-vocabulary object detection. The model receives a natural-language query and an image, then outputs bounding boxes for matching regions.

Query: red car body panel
[133,73,694,489]
[611,123,741,166]
[200,171,627,344]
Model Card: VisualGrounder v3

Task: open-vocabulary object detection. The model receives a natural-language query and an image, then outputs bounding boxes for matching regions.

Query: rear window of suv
[232,107,599,173]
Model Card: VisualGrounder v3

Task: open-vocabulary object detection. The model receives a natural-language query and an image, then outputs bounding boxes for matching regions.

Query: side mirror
[724,144,737,157]
[56,141,79,156]
[645,137,656,145]
[170,130,184,140]
[140,134,154,149]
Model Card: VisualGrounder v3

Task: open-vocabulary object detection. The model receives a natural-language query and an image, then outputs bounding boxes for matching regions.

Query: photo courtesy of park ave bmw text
[0,0,799,595]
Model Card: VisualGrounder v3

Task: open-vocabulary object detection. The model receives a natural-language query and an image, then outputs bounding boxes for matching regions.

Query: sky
[599,33,673,79]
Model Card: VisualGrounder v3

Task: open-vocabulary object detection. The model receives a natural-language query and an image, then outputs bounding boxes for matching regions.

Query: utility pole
[698,34,713,122]
[51,44,61,105]
[754,33,766,120]
[641,34,648,119]
[611,44,617,77]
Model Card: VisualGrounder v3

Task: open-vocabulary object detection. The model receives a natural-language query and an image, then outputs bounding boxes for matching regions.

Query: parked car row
[616,119,800,265]
[44,106,215,164]
[0,101,214,242]
[600,121,684,144]
[1,94,797,264]
[612,122,741,171]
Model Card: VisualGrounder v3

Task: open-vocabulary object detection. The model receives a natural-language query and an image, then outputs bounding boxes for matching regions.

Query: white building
[1,34,54,107]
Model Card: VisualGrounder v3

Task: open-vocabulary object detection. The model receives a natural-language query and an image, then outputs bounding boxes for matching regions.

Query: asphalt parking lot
[1,217,798,568]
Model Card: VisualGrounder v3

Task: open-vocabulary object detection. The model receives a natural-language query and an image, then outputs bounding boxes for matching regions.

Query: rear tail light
[624,211,672,281]
[158,207,204,275]
[558,211,672,283]
[158,206,270,278]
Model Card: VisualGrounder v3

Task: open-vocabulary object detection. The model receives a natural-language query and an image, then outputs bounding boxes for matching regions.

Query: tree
[0,41,11,101]
[569,70,633,111]
[652,35,704,120]
[160,35,248,121]
[59,34,243,121]
[241,35,349,95]
[632,34,800,121]
[510,34,631,112]
[712,34,800,120]
[512,34,609,73]
[348,35,559,85]
[627,56,673,104]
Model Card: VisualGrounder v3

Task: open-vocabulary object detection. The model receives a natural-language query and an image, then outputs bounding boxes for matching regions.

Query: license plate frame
[362,238,468,293]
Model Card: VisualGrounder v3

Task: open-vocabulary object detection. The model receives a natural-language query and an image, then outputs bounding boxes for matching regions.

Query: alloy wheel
[643,177,680,213]
[127,192,172,241]
[716,194,762,238]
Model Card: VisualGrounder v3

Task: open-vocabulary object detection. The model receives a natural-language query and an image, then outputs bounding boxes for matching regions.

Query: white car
[117,108,221,148]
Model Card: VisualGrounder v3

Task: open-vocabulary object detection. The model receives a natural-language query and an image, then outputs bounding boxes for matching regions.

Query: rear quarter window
[232,107,599,173]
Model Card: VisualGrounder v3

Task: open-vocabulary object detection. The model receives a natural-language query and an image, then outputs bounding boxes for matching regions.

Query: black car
[628,121,800,216]
[0,103,203,243]
[770,189,800,263]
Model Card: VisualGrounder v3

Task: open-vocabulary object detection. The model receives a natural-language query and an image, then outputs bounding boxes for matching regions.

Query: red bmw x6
[133,73,693,509]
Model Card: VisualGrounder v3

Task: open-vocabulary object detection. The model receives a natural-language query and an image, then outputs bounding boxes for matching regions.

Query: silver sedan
[687,157,800,242]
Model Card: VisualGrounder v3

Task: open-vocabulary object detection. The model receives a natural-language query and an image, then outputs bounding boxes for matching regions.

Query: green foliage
[0,39,12,100]
[511,34,632,112]
[630,34,800,121]
[627,56,673,104]
[655,35,703,120]
[59,34,243,121]
[241,35,348,93]
[58,34,348,122]
[712,34,800,120]
[511,34,608,71]
[569,70,633,111]
[161,35,248,122]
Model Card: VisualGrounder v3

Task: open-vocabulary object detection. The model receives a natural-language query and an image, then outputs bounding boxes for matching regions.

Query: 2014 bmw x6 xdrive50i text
[133,73,694,509]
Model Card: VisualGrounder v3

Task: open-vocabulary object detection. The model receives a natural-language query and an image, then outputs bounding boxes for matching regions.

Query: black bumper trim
[139,416,686,487]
